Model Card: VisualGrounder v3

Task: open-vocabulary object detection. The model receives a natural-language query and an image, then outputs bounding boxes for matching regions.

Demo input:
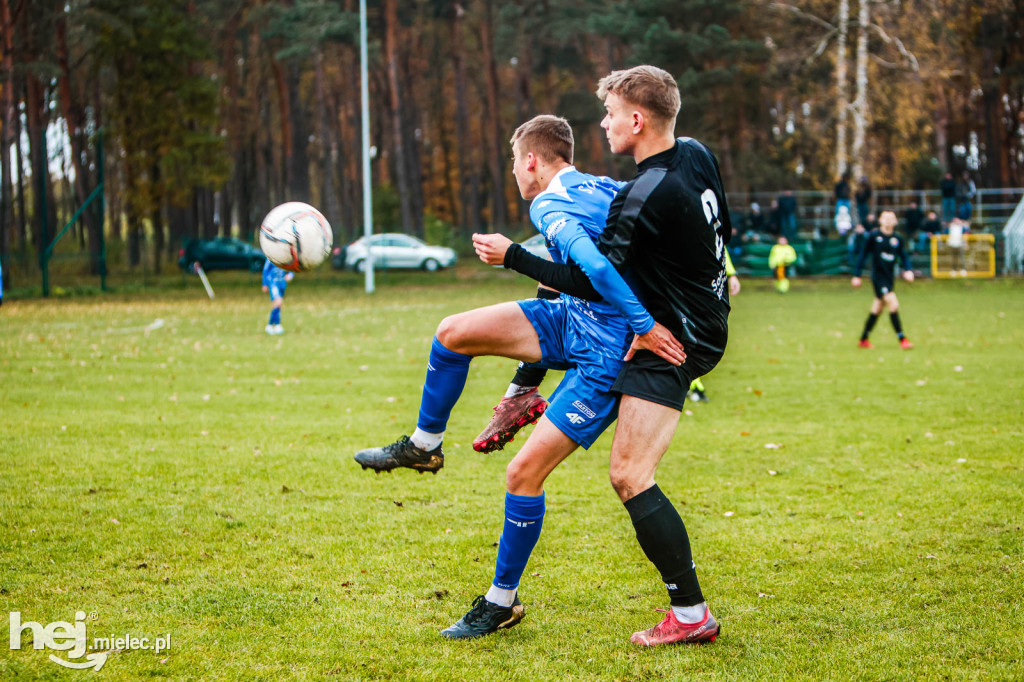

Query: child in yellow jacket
[769,236,798,293]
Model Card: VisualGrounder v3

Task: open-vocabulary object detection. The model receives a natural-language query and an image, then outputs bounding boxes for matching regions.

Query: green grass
[1,269,1023,680]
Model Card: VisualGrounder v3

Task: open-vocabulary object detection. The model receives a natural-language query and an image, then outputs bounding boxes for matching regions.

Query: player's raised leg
[473,286,559,453]
[442,417,577,639]
[353,302,542,474]
[609,396,719,646]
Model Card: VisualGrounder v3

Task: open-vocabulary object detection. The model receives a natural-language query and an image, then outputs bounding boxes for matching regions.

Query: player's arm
[474,233,600,300]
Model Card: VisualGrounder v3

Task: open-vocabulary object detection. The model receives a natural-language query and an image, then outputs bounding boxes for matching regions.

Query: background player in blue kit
[852,210,915,349]
[352,115,684,639]
[261,258,293,335]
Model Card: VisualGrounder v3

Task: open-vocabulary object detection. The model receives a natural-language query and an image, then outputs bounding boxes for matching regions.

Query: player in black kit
[473,65,730,647]
[852,210,915,349]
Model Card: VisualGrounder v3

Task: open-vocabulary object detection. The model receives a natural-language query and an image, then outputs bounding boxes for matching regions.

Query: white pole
[360,0,374,294]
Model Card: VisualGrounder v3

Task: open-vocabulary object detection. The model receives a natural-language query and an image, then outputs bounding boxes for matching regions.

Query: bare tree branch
[769,2,836,32]
[869,23,919,71]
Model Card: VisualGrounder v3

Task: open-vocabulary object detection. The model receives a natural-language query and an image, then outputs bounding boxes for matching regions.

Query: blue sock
[416,336,472,433]
[493,492,546,590]
[269,308,281,325]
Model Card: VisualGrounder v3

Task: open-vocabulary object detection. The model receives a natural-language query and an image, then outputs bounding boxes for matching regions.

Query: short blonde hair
[597,65,680,130]
[510,115,574,164]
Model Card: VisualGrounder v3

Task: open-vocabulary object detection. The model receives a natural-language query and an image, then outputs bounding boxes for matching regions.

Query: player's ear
[526,152,539,171]
[632,110,644,135]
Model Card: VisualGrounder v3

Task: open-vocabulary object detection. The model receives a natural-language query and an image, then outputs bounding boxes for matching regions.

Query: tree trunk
[0,0,13,277]
[384,0,416,233]
[452,3,482,235]
[151,164,164,272]
[25,75,55,257]
[835,0,850,178]
[315,52,341,234]
[850,0,870,180]
[13,87,26,251]
[481,0,508,230]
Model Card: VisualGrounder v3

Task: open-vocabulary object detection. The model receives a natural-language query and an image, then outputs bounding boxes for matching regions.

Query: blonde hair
[597,65,680,131]
[510,115,574,164]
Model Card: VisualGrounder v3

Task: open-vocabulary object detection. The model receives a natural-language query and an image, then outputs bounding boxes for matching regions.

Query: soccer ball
[258,202,333,272]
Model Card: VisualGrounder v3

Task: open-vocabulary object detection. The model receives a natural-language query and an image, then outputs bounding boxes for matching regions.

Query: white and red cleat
[630,607,720,647]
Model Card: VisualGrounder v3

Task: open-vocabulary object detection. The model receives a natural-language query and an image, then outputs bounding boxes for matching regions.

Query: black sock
[623,484,704,607]
[861,313,879,341]
[890,312,904,339]
[511,362,547,390]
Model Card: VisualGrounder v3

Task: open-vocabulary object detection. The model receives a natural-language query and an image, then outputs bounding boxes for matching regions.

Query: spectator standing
[834,172,852,219]
[956,172,976,221]
[766,198,782,236]
[746,202,765,235]
[904,200,924,246]
[778,189,798,241]
[855,176,872,224]
[940,172,957,224]
[918,210,941,252]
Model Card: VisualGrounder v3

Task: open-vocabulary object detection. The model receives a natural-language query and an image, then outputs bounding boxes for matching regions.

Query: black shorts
[612,343,725,411]
[872,275,895,298]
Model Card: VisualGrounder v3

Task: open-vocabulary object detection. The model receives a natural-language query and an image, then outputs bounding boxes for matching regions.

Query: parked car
[343,233,457,272]
[520,234,552,260]
[178,237,264,272]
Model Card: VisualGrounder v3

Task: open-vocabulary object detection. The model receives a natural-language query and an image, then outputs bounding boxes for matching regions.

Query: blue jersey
[262,259,289,288]
[530,167,655,358]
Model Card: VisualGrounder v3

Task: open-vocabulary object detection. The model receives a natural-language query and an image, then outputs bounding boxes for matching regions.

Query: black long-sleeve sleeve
[503,243,602,302]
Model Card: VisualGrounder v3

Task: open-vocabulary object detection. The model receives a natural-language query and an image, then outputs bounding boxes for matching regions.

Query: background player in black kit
[852,210,915,349]
[475,65,731,647]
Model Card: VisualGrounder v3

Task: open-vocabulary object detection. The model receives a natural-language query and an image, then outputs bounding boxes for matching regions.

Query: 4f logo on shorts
[565,412,587,425]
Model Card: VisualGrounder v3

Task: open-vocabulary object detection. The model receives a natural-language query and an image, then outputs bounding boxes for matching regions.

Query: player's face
[511,142,540,200]
[601,92,637,156]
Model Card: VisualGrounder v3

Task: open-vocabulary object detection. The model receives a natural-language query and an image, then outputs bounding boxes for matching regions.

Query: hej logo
[10,611,171,671]
[9,611,107,671]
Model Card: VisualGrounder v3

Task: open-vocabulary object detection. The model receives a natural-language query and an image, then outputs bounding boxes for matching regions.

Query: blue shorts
[268,283,286,301]
[517,298,624,449]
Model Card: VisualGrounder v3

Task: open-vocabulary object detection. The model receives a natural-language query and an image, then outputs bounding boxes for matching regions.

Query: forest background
[1,0,1022,279]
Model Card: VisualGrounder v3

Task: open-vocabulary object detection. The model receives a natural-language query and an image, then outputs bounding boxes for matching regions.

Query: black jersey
[854,229,911,280]
[597,137,732,352]
[502,137,731,354]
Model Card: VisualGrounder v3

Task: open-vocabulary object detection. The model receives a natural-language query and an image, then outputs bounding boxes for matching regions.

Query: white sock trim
[485,584,517,607]
[410,428,443,451]
[671,603,708,624]
[504,383,532,399]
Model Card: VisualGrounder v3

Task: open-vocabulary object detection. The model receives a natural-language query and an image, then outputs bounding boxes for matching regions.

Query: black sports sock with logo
[861,313,879,341]
[624,484,704,607]
[889,312,904,339]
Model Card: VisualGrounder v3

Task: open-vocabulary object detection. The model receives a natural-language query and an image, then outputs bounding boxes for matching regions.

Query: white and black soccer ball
[258,202,333,272]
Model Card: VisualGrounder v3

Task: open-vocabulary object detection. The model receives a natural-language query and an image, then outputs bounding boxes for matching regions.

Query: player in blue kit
[261,258,293,335]
[352,115,684,639]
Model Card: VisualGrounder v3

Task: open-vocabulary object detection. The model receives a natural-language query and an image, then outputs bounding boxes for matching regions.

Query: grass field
[1,268,1022,680]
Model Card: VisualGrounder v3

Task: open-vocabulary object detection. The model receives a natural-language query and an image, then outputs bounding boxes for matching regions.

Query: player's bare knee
[505,458,539,495]
[608,465,639,501]
[435,315,463,350]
